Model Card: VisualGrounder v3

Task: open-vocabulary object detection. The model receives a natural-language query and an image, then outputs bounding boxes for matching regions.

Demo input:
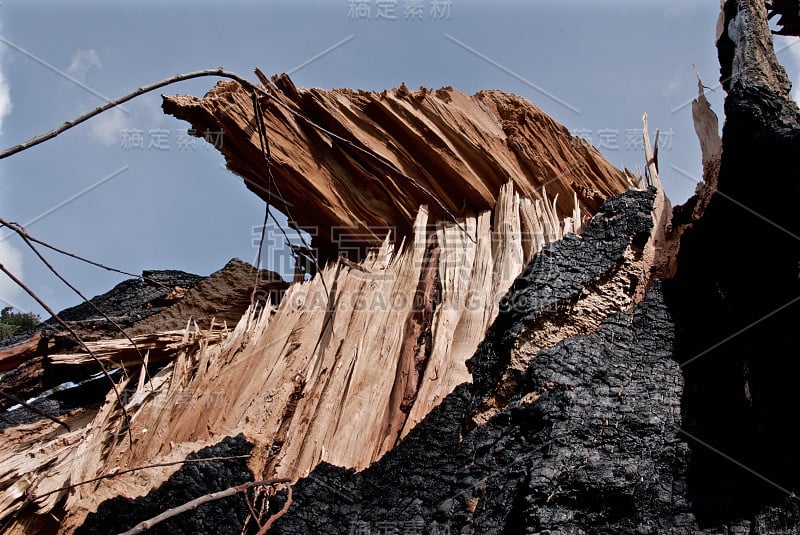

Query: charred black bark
[55,3,800,532]
[267,189,692,534]
[666,0,800,529]
[78,435,255,535]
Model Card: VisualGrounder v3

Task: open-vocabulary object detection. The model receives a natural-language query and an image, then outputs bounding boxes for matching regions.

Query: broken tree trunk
[162,75,630,258]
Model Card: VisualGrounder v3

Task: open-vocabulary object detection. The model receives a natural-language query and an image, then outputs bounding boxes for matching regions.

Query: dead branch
[0,262,133,445]
[257,485,293,534]
[6,225,171,290]
[250,90,273,307]
[248,88,328,301]
[242,490,264,531]
[0,217,153,388]
[117,478,290,535]
[0,69,260,160]
[31,455,251,500]
[0,389,70,431]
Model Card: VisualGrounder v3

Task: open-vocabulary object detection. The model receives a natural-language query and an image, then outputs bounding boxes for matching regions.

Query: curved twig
[0,262,134,445]
[0,69,259,160]
[257,484,293,534]
[0,218,154,388]
[117,478,291,535]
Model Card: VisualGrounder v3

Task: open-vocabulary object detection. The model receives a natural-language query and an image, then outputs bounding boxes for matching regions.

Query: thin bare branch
[250,90,273,307]
[249,87,328,300]
[31,455,252,500]
[242,490,264,531]
[0,262,133,445]
[257,485,293,534]
[10,227,171,290]
[117,478,291,535]
[0,389,70,431]
[0,69,259,160]
[0,217,153,388]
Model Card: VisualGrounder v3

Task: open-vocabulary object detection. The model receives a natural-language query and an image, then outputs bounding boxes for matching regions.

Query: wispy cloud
[0,70,10,134]
[89,107,129,146]
[0,24,20,301]
[662,68,685,98]
[0,24,11,134]
[0,233,23,303]
[66,48,101,83]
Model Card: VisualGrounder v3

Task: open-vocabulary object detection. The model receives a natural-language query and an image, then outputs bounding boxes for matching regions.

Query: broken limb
[0,67,468,236]
[116,478,290,535]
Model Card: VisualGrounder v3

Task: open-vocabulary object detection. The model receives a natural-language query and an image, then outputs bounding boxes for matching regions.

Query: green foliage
[0,307,41,340]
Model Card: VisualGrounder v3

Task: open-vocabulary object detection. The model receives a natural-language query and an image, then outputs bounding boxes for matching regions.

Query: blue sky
[0,1,798,317]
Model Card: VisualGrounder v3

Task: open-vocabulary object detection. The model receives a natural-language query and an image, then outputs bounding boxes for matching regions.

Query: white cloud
[0,24,11,134]
[0,238,24,305]
[663,69,685,98]
[0,69,10,135]
[66,49,102,82]
[89,107,130,146]
[0,25,20,302]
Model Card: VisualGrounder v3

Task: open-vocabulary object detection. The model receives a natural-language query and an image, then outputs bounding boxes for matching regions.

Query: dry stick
[0,218,154,389]
[0,69,260,160]
[31,455,252,500]
[117,478,291,535]
[250,91,329,299]
[257,485,293,534]
[251,206,270,309]
[0,262,134,446]
[250,86,328,294]
[18,231,171,290]
[249,90,272,308]
[242,490,265,531]
[0,389,70,431]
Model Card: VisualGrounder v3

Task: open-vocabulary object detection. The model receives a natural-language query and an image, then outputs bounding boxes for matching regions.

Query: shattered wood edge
[0,181,598,533]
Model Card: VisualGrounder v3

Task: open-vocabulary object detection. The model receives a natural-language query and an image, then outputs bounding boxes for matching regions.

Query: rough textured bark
[666,0,800,529]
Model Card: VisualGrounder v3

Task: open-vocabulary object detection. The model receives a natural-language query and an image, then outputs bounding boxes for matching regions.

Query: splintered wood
[163,74,629,251]
[0,183,581,533]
